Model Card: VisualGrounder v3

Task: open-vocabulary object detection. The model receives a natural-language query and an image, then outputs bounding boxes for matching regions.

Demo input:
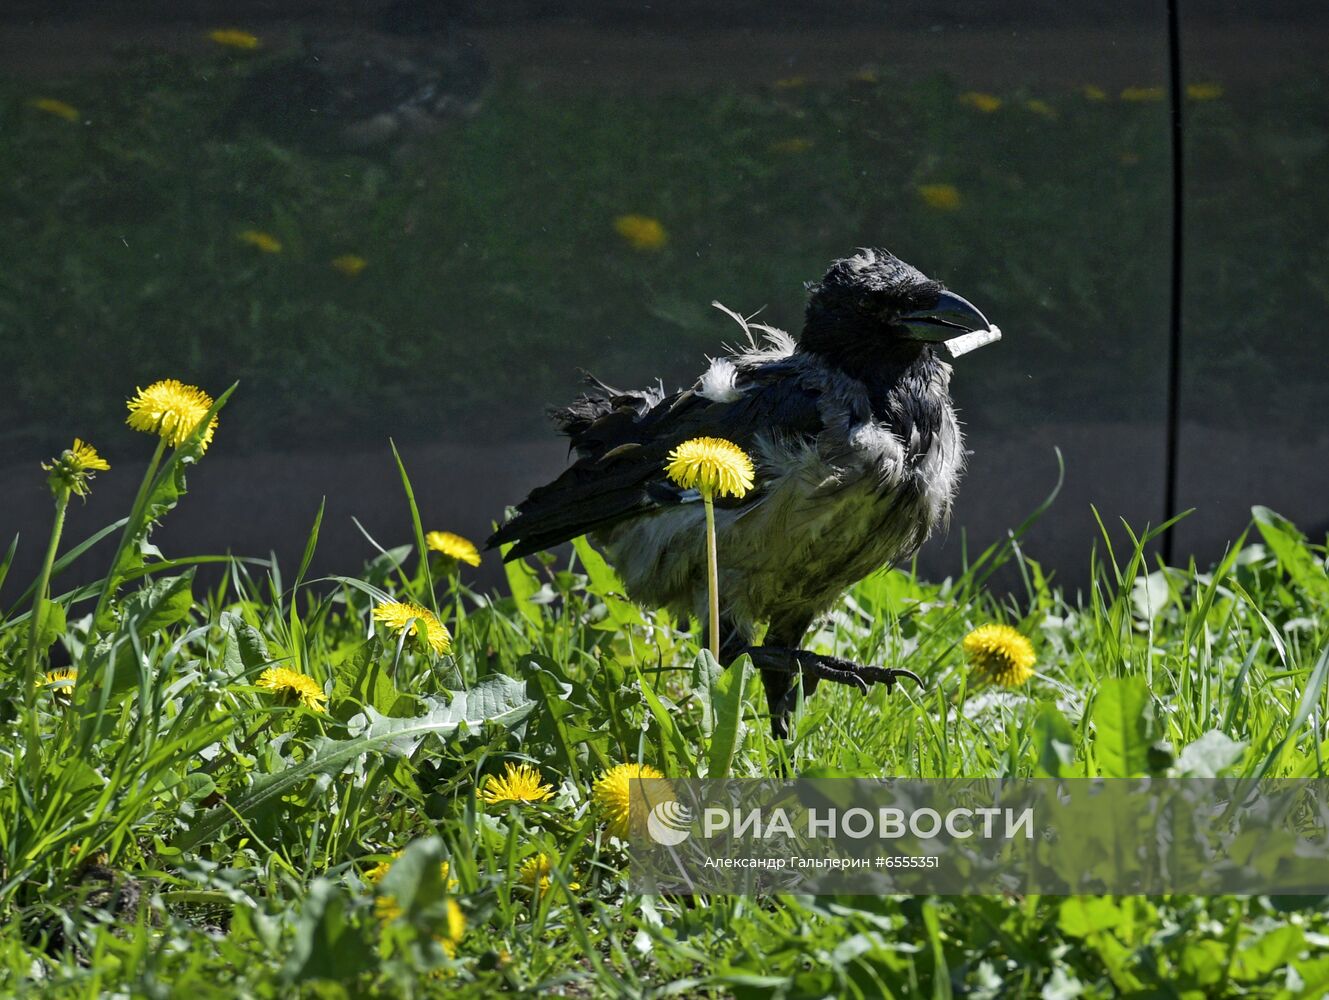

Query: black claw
[809,662,869,695]
[858,665,925,689]
[895,667,925,688]
[796,656,920,698]
[747,646,925,690]
[747,645,924,737]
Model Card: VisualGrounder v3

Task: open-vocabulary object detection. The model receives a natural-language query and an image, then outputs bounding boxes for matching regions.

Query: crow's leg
[704,616,797,736]
[704,615,923,739]
[752,613,815,740]
[747,616,925,739]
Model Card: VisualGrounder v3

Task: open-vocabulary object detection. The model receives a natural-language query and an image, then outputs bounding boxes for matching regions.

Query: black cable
[1162,0,1185,566]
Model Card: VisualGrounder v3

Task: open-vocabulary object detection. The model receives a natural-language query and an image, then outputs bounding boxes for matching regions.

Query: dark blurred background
[1,1,1326,602]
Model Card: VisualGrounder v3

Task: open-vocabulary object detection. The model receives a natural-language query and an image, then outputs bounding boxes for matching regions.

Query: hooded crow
[488,249,1001,737]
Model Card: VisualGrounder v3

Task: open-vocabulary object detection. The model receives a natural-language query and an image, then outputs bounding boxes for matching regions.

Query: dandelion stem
[703,492,720,661]
[90,436,167,635]
[24,487,69,782]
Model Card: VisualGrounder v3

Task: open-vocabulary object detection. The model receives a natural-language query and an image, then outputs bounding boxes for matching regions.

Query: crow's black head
[800,248,999,366]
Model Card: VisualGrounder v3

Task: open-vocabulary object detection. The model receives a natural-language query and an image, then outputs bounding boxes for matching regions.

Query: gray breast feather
[599,397,963,629]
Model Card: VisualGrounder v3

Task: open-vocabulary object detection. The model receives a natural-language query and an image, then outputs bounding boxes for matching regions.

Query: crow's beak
[899,290,1002,359]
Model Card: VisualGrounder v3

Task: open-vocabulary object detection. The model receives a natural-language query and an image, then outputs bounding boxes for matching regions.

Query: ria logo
[646,800,693,845]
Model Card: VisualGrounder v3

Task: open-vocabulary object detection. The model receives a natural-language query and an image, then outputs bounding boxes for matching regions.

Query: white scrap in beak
[940,324,1002,359]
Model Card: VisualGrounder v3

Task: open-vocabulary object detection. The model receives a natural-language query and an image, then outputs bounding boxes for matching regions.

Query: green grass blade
[389,439,438,618]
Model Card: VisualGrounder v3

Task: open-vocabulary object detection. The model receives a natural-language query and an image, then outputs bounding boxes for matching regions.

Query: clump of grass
[0,385,1327,996]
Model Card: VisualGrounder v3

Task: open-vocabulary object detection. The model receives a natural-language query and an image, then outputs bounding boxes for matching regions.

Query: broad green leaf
[691,647,725,736]
[499,543,543,625]
[1032,703,1076,778]
[57,758,105,797]
[219,610,277,679]
[1175,730,1247,777]
[1178,939,1228,986]
[88,574,198,700]
[1057,897,1123,938]
[1291,955,1329,998]
[378,837,449,917]
[573,535,644,628]
[706,652,752,779]
[330,638,413,720]
[118,573,194,636]
[1092,676,1156,778]
[33,598,67,650]
[182,773,217,801]
[525,657,598,782]
[1230,924,1304,982]
[175,675,535,848]
[1252,506,1329,601]
[281,879,376,985]
[571,534,624,596]
[636,666,696,776]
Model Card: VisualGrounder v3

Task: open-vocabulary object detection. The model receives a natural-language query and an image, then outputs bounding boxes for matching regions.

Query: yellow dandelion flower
[770,137,814,154]
[664,437,754,500]
[1024,98,1057,119]
[917,183,961,211]
[364,851,456,889]
[481,762,554,805]
[772,75,808,90]
[1082,84,1108,102]
[518,853,553,891]
[1120,86,1165,102]
[1187,82,1223,101]
[516,853,579,893]
[43,667,78,703]
[372,601,452,655]
[592,762,670,840]
[208,28,260,50]
[963,624,1036,687]
[852,68,879,85]
[68,439,109,472]
[256,666,328,712]
[42,439,109,498]
[374,894,465,956]
[613,214,668,251]
[375,895,404,923]
[331,254,367,277]
[29,98,79,122]
[364,856,396,885]
[959,91,1002,113]
[238,229,282,253]
[425,530,481,567]
[125,379,219,452]
[440,899,465,955]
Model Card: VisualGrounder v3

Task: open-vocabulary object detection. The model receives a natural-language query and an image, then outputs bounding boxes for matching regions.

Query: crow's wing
[488,362,822,560]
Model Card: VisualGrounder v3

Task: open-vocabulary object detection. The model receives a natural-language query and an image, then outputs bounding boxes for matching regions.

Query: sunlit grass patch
[1,383,1326,994]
